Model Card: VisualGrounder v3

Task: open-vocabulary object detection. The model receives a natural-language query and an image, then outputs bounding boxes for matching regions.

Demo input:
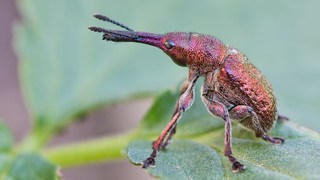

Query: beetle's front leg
[159,81,190,150]
[201,95,245,172]
[142,77,198,169]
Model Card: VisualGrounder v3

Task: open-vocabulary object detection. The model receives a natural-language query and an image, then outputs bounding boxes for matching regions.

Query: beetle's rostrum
[89,14,287,173]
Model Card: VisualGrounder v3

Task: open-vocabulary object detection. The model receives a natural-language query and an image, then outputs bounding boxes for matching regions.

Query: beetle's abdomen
[218,47,277,132]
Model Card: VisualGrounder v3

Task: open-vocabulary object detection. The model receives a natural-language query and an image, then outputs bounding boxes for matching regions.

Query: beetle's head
[158,32,190,67]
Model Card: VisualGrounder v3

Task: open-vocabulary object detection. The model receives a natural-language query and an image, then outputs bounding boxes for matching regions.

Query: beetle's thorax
[187,33,228,74]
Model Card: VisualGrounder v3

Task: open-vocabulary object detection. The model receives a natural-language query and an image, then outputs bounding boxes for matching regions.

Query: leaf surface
[127,140,224,180]
[127,87,320,179]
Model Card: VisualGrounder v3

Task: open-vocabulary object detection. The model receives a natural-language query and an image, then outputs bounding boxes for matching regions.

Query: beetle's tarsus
[263,135,285,145]
[142,149,157,168]
[273,137,285,144]
[142,157,155,168]
[232,162,245,173]
[142,149,157,169]
[229,156,245,173]
[278,115,289,121]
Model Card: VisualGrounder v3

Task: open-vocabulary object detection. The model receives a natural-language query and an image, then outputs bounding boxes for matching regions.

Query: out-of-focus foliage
[15,0,320,139]
[0,122,60,179]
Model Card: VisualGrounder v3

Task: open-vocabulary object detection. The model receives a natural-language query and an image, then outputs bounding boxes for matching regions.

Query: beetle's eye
[164,40,175,50]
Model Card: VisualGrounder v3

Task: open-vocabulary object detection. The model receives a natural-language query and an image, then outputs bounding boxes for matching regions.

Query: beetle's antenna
[93,14,134,31]
[88,26,109,33]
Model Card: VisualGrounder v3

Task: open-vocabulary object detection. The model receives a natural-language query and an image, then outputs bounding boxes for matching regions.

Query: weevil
[89,14,287,172]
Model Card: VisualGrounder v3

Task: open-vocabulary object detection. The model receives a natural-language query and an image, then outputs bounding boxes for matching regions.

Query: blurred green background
[1,0,320,179]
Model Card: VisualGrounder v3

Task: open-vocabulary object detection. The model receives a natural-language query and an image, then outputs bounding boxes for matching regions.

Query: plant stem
[42,133,136,168]
[18,128,54,152]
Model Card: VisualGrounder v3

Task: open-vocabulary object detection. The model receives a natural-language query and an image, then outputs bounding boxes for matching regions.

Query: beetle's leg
[160,81,189,149]
[229,106,253,121]
[201,95,245,173]
[262,135,284,145]
[142,111,181,168]
[160,126,175,149]
[229,105,285,145]
[278,115,289,121]
[142,77,198,169]
[229,105,257,131]
[160,102,182,149]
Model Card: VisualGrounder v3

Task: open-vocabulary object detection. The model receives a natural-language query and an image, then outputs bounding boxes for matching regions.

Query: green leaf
[127,86,320,179]
[5,153,60,180]
[0,121,60,180]
[127,139,224,179]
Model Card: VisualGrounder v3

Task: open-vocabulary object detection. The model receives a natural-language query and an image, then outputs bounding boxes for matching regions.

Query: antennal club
[88,26,108,33]
[93,14,134,31]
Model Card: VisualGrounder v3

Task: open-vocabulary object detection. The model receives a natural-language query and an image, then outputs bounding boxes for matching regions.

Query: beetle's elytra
[89,14,287,172]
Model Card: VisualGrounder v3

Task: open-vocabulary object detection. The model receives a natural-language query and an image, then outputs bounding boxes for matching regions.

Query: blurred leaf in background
[15,1,186,148]
[15,1,320,146]
[0,122,60,180]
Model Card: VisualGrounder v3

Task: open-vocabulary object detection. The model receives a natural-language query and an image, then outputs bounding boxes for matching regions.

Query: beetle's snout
[89,27,165,47]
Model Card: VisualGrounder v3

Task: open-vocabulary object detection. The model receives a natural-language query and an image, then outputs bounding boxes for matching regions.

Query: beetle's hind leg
[229,105,285,145]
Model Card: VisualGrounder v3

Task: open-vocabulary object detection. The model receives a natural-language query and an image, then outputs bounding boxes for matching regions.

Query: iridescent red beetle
[89,14,287,172]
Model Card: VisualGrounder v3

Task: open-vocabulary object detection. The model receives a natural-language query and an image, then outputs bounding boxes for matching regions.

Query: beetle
[89,14,287,172]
